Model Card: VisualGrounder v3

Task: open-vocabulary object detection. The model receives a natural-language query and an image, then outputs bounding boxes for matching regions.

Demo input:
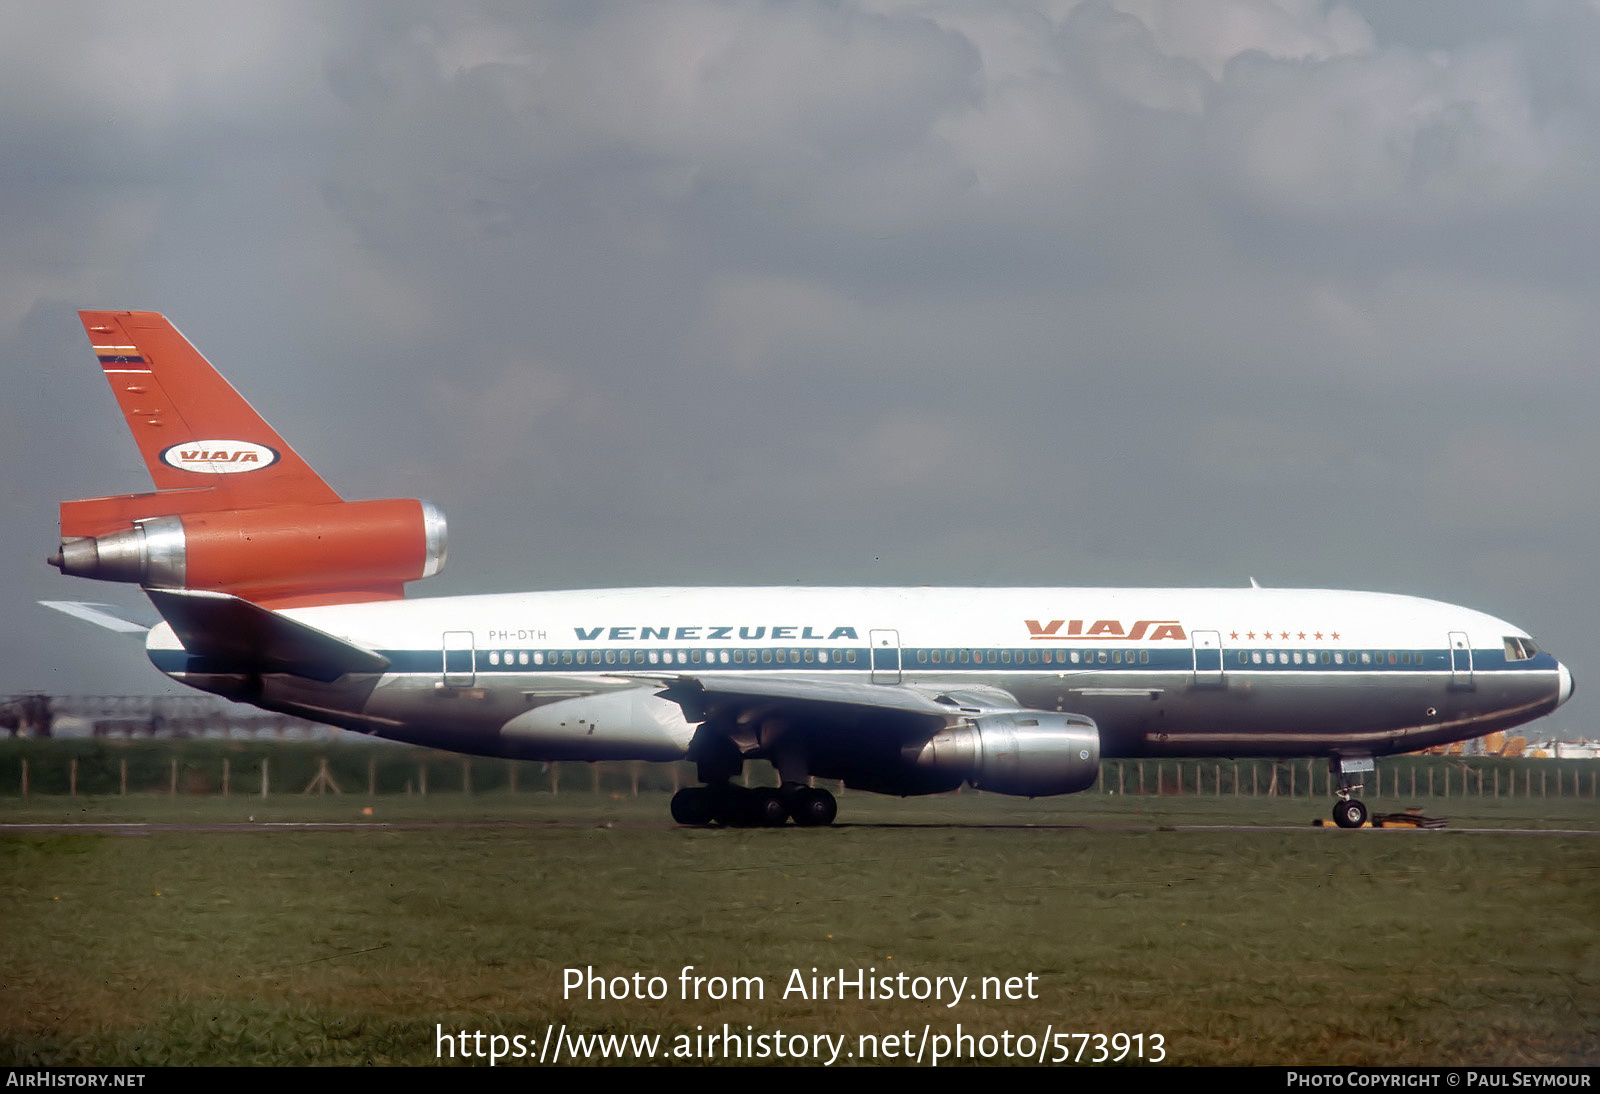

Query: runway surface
[2,821,1596,836]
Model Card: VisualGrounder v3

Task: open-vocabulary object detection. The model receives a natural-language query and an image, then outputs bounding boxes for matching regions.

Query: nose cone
[1557,662,1574,707]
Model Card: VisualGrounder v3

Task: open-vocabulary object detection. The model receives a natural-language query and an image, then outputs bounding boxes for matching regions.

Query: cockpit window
[1504,637,1539,661]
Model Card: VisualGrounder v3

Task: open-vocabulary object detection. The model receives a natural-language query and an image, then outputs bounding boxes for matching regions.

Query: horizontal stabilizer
[145,588,390,682]
[38,600,154,635]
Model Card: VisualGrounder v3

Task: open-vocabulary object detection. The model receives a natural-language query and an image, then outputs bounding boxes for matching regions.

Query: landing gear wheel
[750,787,789,827]
[711,786,748,827]
[670,787,714,826]
[789,787,838,827]
[1333,799,1368,829]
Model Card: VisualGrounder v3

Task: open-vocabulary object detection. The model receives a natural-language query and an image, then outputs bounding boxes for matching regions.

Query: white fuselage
[146,585,1573,781]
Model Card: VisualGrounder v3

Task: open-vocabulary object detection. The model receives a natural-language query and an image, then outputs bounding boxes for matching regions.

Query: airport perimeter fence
[0,739,1596,800]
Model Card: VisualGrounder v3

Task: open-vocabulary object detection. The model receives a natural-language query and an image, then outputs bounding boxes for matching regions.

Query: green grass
[2,789,1596,1066]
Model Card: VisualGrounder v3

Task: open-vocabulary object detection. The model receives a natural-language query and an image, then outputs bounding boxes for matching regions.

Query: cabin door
[1192,630,1225,686]
[443,631,476,686]
[1448,631,1474,689]
[870,629,902,684]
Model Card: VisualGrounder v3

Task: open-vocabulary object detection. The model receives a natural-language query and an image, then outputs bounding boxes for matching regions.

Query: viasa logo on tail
[160,440,279,474]
[1026,619,1187,641]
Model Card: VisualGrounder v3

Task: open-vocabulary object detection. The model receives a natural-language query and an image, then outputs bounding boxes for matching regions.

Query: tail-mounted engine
[49,498,447,607]
[906,711,1101,797]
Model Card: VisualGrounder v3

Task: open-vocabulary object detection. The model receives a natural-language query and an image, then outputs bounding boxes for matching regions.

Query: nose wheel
[1332,798,1368,828]
[1329,755,1374,829]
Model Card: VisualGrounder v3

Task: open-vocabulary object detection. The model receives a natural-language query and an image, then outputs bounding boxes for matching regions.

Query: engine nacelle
[50,498,447,605]
[907,712,1101,797]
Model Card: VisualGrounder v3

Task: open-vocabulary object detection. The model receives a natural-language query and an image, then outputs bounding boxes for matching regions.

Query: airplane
[45,310,1575,828]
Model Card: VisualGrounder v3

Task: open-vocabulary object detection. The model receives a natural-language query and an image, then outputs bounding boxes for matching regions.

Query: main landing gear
[1330,755,1375,829]
[670,783,838,827]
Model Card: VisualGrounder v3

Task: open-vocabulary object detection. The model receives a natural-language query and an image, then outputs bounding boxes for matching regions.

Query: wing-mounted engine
[905,711,1101,797]
[50,497,447,607]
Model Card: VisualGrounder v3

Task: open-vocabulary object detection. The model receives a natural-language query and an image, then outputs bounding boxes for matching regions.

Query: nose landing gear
[1332,798,1368,828]
[1330,755,1374,829]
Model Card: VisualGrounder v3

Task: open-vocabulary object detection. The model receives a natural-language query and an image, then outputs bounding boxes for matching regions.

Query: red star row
[1229,630,1341,641]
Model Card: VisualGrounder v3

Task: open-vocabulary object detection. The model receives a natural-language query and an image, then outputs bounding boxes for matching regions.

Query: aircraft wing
[625,672,1025,728]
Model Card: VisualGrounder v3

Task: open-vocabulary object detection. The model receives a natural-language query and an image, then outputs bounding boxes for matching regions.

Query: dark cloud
[1,0,1594,734]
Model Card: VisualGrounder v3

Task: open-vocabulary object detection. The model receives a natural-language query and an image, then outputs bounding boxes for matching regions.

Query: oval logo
[160,440,279,474]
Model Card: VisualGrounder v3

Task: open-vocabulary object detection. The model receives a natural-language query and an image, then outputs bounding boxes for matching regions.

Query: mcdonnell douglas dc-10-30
[45,311,1574,827]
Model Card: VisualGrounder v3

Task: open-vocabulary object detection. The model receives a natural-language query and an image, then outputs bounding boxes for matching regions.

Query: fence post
[70,757,77,797]
[170,758,178,797]
[223,757,230,798]
[21,758,27,797]
[262,757,269,799]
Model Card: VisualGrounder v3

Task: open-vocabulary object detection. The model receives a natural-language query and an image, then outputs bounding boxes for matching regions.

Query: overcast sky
[1,0,1594,736]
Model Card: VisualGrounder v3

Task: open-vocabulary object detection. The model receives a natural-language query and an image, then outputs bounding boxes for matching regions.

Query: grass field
[2,787,1596,1067]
